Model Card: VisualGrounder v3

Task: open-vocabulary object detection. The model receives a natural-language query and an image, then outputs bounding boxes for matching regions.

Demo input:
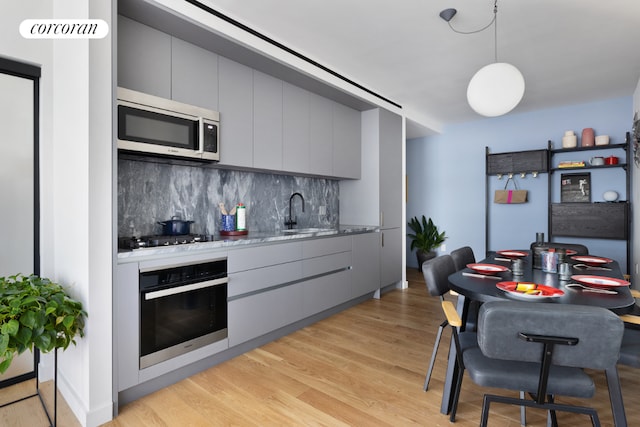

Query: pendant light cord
[494,0,498,63]
[447,0,498,36]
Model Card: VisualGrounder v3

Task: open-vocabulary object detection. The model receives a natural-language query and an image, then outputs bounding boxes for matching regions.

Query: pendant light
[440,1,525,117]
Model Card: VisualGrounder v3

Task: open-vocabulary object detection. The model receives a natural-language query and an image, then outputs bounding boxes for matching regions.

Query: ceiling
[200,0,640,138]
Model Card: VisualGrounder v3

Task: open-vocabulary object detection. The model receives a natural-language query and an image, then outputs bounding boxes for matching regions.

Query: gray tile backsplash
[118,159,339,237]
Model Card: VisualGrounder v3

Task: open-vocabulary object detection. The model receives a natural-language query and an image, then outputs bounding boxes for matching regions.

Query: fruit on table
[515,282,537,291]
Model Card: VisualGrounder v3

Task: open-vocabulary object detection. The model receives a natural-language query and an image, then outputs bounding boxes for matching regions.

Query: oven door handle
[143,277,228,300]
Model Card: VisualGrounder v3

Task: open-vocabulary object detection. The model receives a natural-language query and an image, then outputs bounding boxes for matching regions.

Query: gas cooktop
[118,234,220,251]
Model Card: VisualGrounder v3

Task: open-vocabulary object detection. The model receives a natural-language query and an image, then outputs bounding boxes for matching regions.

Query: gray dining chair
[450,246,476,271]
[453,300,624,427]
[421,254,476,423]
[618,289,640,368]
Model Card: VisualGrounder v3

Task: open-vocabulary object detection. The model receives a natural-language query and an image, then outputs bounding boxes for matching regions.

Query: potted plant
[0,274,86,373]
[407,215,447,272]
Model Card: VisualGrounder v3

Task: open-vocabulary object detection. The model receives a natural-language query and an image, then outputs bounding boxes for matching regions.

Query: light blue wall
[407,96,633,272]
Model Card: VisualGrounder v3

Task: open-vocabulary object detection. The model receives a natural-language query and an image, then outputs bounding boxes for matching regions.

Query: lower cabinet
[380,227,402,288]
[352,232,381,296]
[227,235,355,346]
[228,282,304,346]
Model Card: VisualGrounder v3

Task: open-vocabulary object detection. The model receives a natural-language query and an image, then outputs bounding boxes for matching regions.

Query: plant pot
[417,250,437,272]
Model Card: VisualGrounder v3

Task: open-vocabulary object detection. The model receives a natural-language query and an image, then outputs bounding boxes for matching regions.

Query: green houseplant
[407,215,447,272]
[0,274,87,373]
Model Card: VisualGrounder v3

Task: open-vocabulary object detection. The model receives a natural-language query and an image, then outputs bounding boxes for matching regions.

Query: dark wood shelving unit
[485,134,631,273]
[547,135,631,272]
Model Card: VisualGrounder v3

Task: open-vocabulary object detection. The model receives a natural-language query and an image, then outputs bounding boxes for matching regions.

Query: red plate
[571,255,613,266]
[497,282,564,300]
[565,249,577,256]
[571,275,630,289]
[467,263,509,275]
[496,250,528,259]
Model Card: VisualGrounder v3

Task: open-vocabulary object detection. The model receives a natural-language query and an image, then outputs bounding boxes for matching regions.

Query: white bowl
[603,190,618,202]
[595,135,609,145]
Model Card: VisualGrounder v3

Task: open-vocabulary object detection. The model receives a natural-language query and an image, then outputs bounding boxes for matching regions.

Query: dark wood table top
[448,251,635,314]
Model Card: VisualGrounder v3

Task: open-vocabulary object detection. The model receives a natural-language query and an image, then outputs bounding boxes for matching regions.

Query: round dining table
[439,250,635,427]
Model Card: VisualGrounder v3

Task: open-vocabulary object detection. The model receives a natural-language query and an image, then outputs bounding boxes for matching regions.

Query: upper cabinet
[283,83,311,174]
[117,16,171,98]
[308,93,334,177]
[253,71,283,171]
[332,103,361,179]
[117,16,362,179]
[218,57,254,169]
[378,108,403,229]
[171,38,219,111]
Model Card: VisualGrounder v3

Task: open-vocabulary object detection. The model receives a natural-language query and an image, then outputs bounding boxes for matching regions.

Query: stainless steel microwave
[117,87,220,162]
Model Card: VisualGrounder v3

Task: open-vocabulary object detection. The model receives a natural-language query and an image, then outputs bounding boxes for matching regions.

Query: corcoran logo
[20,19,109,39]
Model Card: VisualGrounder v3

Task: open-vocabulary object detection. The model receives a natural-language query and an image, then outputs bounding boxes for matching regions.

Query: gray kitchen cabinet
[283,83,310,174]
[340,108,403,288]
[218,57,254,168]
[378,109,403,287]
[115,262,140,392]
[253,71,283,170]
[302,269,352,316]
[301,236,352,316]
[351,232,381,297]
[332,102,361,179]
[228,283,304,346]
[308,93,333,176]
[227,236,354,345]
[228,240,302,273]
[171,37,219,111]
[117,16,171,98]
[380,227,403,287]
[379,108,403,229]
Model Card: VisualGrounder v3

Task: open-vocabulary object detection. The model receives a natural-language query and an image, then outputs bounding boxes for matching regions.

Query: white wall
[407,97,633,272]
[2,2,113,426]
[51,1,114,425]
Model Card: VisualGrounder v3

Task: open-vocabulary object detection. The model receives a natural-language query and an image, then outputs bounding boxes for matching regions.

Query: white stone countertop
[117,225,378,263]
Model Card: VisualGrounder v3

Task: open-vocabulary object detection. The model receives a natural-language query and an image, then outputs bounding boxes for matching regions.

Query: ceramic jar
[562,130,577,148]
[581,128,595,147]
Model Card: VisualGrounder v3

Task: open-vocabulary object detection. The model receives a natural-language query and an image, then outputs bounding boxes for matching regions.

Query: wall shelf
[484,134,631,273]
[547,134,631,272]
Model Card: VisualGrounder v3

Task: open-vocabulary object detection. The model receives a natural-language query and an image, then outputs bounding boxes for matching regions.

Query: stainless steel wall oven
[139,258,227,369]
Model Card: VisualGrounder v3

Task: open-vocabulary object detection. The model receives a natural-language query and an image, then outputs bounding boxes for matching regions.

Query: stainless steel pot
[158,216,194,235]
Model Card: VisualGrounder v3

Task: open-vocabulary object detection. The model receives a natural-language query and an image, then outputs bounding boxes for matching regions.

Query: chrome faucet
[285,192,305,229]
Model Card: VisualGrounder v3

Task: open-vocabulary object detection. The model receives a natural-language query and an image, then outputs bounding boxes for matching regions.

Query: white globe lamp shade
[467,62,525,117]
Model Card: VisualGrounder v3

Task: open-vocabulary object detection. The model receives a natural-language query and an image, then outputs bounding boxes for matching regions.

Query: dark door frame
[0,56,41,387]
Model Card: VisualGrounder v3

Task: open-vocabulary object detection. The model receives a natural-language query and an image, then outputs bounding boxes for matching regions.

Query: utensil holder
[221,214,235,231]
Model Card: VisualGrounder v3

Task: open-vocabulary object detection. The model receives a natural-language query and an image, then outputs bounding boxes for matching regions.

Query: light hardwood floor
[2,268,639,426]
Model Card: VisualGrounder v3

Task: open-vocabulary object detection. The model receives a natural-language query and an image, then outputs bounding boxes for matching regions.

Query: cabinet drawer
[303,235,351,258]
[302,269,352,316]
[228,283,303,346]
[550,202,628,239]
[303,252,352,277]
[228,261,302,297]
[228,242,302,272]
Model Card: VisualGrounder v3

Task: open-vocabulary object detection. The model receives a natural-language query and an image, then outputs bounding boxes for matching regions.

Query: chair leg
[546,395,558,427]
[480,394,491,427]
[519,391,526,427]
[424,320,447,391]
[449,365,465,422]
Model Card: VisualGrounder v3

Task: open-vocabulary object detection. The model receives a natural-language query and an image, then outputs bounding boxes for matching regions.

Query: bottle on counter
[531,232,546,270]
[236,203,246,231]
